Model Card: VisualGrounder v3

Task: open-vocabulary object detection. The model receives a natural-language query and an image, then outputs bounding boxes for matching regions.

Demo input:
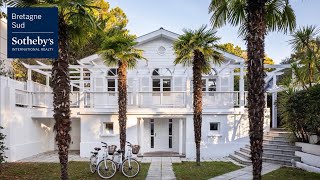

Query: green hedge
[278,84,320,143]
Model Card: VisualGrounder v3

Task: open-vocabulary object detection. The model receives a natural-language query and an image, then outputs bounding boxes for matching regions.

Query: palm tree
[100,31,145,156]
[289,25,320,87]
[6,0,98,179]
[173,25,223,165]
[209,0,296,179]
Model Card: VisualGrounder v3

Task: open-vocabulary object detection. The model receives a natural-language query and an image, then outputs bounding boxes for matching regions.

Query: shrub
[0,126,8,168]
[278,84,320,143]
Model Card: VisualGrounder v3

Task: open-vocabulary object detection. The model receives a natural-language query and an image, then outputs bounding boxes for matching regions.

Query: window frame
[100,122,115,136]
[209,122,220,131]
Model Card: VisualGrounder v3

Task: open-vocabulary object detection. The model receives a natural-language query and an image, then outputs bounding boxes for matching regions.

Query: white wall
[185,109,270,159]
[0,18,11,68]
[80,114,139,157]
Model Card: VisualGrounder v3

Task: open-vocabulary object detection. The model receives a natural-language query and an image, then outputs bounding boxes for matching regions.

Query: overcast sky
[108,0,320,63]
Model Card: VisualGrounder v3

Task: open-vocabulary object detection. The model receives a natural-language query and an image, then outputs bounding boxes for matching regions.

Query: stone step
[266,131,293,137]
[240,147,295,156]
[263,140,294,146]
[229,153,252,166]
[245,144,301,151]
[234,150,296,166]
[241,147,295,156]
[263,135,291,141]
[270,128,288,132]
[239,148,301,161]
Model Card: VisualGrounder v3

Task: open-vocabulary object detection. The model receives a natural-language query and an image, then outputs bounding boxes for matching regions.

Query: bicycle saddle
[94,147,101,151]
[117,149,125,153]
[91,151,98,155]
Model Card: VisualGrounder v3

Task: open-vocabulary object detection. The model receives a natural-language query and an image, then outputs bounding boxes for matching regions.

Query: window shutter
[140,77,150,92]
[94,77,104,92]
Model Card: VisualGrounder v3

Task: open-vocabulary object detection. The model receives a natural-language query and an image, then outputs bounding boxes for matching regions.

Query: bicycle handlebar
[101,142,107,145]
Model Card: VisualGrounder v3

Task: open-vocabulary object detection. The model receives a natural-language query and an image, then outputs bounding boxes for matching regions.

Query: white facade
[0,28,272,162]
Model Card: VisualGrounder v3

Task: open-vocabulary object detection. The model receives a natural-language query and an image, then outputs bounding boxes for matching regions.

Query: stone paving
[145,157,179,180]
[18,151,88,162]
[209,163,282,180]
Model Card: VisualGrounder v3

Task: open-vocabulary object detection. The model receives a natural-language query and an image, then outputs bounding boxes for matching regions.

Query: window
[150,119,154,148]
[103,122,114,135]
[210,122,219,131]
[152,79,161,92]
[202,78,217,92]
[169,119,173,148]
[152,68,172,94]
[107,79,116,92]
[163,79,171,91]
[107,68,117,93]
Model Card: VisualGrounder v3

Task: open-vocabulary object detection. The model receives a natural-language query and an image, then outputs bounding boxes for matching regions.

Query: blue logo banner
[7,7,58,59]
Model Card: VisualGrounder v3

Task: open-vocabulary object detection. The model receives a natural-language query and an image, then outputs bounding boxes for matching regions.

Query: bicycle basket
[108,145,117,155]
[131,145,140,154]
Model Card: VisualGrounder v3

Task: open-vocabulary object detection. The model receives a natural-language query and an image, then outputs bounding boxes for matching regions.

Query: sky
[108,0,320,63]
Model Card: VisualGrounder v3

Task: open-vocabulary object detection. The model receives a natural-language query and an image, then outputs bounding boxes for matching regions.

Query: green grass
[172,161,241,180]
[0,161,150,180]
[262,167,320,180]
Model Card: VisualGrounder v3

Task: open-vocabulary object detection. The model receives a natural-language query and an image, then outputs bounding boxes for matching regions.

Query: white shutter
[219,76,229,91]
[94,77,104,92]
[140,77,150,92]
[173,77,184,91]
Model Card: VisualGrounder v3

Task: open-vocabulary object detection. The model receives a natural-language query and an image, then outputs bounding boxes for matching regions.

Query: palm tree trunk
[193,50,203,166]
[246,1,267,179]
[118,61,127,158]
[52,14,71,180]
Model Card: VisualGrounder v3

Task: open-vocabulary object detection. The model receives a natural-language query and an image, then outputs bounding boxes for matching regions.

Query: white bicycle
[89,142,117,175]
[97,141,141,179]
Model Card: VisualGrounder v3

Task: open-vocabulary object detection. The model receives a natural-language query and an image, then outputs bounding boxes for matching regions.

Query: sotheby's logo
[7,7,58,58]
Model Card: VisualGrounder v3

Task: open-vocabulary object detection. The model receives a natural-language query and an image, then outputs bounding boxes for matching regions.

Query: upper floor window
[202,68,217,92]
[107,68,118,92]
[152,68,172,92]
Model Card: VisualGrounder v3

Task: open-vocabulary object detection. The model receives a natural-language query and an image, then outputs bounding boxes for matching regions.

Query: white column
[79,68,84,108]
[239,66,245,108]
[139,118,144,155]
[179,118,183,155]
[272,75,278,128]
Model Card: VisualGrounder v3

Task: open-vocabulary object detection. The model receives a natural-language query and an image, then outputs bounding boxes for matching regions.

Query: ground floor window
[150,119,154,148]
[103,122,114,135]
[210,122,219,131]
[169,119,173,148]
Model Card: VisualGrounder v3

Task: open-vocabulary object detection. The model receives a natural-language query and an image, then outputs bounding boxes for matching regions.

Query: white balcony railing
[15,89,29,107]
[202,91,248,108]
[138,92,186,108]
[15,90,257,108]
[83,92,134,108]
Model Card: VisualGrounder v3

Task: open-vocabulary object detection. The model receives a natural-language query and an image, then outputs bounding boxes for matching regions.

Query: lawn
[0,161,150,180]
[172,161,241,180]
[262,167,320,180]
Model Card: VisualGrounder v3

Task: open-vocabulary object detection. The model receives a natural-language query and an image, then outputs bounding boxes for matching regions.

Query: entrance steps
[229,129,302,166]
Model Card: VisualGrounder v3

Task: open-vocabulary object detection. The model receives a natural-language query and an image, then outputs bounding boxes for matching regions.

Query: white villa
[0,23,290,162]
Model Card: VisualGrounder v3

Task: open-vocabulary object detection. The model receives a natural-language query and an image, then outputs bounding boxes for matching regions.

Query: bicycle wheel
[121,159,140,178]
[89,155,97,173]
[97,159,117,179]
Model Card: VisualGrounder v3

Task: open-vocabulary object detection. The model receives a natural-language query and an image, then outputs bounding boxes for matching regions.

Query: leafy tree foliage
[278,84,320,143]
[0,126,8,172]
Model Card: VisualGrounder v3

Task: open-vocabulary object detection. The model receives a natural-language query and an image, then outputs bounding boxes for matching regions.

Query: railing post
[26,80,33,108]
[239,66,245,108]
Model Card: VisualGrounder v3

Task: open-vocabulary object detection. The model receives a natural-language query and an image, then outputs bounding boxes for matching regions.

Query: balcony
[15,90,251,109]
